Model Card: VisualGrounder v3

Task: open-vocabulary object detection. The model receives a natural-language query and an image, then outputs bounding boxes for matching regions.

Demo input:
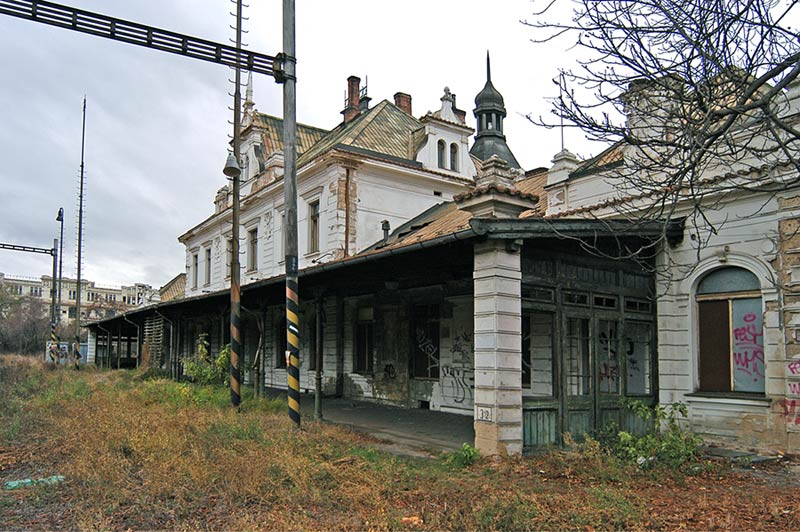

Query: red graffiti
[598,362,619,382]
[733,349,765,380]
[788,382,800,396]
[733,322,762,345]
[779,399,800,425]
[788,361,800,375]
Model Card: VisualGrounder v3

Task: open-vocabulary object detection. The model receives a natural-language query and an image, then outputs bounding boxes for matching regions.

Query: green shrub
[182,335,230,385]
[610,401,703,470]
[448,443,480,468]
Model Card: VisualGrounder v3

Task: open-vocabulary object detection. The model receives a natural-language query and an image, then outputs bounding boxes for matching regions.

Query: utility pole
[229,0,244,409]
[282,0,300,427]
[50,237,58,324]
[56,207,64,325]
[74,97,86,367]
[50,238,58,363]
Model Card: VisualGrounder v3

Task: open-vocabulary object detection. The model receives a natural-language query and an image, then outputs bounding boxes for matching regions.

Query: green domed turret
[469,52,521,170]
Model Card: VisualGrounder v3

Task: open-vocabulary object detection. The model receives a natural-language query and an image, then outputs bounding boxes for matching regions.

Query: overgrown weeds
[0,355,796,531]
[181,335,230,385]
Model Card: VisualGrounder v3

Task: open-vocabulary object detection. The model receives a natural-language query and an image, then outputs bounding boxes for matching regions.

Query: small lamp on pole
[223,152,241,179]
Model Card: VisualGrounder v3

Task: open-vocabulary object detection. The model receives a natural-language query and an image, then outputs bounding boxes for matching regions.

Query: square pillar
[473,239,523,455]
[87,328,97,365]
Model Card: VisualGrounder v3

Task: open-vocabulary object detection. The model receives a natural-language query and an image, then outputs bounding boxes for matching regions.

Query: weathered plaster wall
[430,296,475,414]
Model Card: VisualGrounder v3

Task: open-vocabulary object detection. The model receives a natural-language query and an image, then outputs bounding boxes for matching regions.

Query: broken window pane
[598,319,620,394]
[522,311,554,397]
[625,321,652,395]
[412,304,440,379]
[566,317,590,396]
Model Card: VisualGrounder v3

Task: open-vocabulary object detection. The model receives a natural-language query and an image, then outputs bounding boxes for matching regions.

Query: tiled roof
[363,202,473,254]
[453,184,538,203]
[516,169,549,218]
[159,273,186,302]
[570,142,624,178]
[251,113,329,158]
[298,100,424,166]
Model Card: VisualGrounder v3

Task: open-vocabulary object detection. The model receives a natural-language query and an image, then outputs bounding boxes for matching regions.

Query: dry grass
[1,354,798,531]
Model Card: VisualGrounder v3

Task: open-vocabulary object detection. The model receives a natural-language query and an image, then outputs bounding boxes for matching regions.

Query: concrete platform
[265,389,474,455]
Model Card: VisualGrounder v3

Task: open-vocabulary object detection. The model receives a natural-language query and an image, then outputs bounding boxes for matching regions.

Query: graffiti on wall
[731,303,764,392]
[440,366,473,404]
[416,327,440,372]
[779,399,800,426]
[450,330,473,366]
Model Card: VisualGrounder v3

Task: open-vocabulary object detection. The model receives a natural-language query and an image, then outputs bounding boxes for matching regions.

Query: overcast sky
[0,0,597,289]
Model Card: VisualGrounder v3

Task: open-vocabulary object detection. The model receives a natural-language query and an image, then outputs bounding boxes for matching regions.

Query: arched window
[437,140,446,169]
[449,143,458,171]
[696,267,764,394]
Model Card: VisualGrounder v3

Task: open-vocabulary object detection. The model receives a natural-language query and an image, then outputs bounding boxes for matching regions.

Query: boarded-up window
[697,267,764,394]
[412,304,440,379]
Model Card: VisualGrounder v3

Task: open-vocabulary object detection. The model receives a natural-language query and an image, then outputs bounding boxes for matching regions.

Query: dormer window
[449,143,458,171]
[437,140,446,169]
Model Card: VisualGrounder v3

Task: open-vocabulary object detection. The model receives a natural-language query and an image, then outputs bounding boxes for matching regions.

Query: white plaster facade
[178,83,476,298]
[541,80,800,452]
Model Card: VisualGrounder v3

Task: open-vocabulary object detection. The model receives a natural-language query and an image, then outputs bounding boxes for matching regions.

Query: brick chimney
[342,75,361,123]
[394,92,412,115]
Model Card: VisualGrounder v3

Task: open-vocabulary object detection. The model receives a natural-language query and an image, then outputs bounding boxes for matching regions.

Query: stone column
[473,239,523,455]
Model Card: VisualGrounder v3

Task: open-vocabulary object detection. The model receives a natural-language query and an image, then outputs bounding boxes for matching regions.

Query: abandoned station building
[86,64,800,455]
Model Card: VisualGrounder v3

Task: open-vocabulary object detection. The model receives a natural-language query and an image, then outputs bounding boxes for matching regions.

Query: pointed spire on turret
[242,71,255,127]
[470,52,521,170]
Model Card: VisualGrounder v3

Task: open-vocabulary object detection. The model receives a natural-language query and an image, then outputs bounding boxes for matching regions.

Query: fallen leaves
[1,355,799,531]
[400,516,423,527]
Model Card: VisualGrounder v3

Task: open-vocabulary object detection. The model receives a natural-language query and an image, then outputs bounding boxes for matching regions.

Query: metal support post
[56,208,64,324]
[282,0,300,426]
[227,0,244,409]
[314,295,323,420]
[50,238,57,326]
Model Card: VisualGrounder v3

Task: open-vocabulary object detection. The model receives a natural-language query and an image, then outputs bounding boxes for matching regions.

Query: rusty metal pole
[282,0,300,426]
[227,0,244,409]
[56,208,64,325]
[74,97,86,368]
[50,238,57,327]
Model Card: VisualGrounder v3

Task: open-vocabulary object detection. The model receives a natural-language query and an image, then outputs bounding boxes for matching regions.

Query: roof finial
[486,50,491,82]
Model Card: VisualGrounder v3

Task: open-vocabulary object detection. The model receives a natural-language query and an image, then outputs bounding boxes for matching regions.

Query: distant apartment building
[0,272,158,323]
